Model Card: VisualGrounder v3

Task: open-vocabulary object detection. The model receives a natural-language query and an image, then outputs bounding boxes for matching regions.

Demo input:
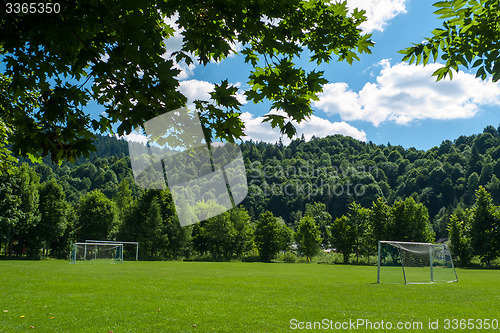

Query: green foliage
[114,178,135,225]
[203,211,237,259]
[0,0,373,163]
[230,207,255,258]
[304,202,332,247]
[400,0,500,81]
[0,164,40,257]
[330,216,356,264]
[368,198,391,250]
[276,217,294,252]
[75,190,119,242]
[295,216,322,262]
[0,118,17,174]
[2,126,500,264]
[390,197,435,243]
[447,208,472,267]
[37,178,71,257]
[254,211,281,261]
[470,186,499,265]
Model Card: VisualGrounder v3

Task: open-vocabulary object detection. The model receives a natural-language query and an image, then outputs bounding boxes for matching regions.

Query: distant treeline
[1,127,500,266]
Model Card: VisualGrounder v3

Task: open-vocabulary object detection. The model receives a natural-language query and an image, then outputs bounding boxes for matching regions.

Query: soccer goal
[377,241,458,284]
[85,240,139,261]
[70,242,123,264]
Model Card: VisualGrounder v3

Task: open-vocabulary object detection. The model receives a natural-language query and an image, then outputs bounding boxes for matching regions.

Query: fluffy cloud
[178,79,214,102]
[314,60,500,126]
[116,132,148,145]
[179,79,247,105]
[347,0,407,33]
[240,112,367,144]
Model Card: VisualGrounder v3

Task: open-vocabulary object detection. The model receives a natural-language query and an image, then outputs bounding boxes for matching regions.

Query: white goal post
[85,240,139,261]
[377,241,458,284]
[70,242,123,264]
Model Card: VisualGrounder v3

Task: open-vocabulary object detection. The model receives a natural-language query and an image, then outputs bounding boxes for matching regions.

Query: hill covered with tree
[1,126,500,266]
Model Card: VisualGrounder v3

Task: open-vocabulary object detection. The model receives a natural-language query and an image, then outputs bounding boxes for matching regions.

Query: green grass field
[0,260,499,332]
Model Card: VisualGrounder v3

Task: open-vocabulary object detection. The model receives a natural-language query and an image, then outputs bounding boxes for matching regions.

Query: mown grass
[0,260,499,332]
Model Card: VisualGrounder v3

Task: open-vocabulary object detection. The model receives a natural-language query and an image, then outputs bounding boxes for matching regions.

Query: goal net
[85,240,139,261]
[377,241,458,284]
[70,242,123,264]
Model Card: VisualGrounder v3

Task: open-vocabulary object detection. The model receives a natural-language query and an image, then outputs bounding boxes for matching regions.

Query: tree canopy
[400,0,500,81]
[0,0,373,163]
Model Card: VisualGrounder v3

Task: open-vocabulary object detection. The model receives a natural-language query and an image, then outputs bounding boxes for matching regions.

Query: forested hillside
[1,126,500,266]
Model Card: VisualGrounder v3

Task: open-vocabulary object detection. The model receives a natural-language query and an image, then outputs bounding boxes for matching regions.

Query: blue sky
[156,0,500,151]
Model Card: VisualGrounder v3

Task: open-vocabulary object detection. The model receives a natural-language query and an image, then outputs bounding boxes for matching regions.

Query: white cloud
[314,60,500,126]
[240,112,366,144]
[347,0,407,33]
[116,132,148,145]
[179,79,214,102]
[179,79,247,105]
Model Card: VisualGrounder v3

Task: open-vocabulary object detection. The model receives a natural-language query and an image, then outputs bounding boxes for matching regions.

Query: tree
[229,207,254,258]
[254,211,280,261]
[0,167,19,254]
[114,178,134,224]
[400,0,500,82]
[330,216,356,264]
[390,197,434,243]
[345,202,370,263]
[0,119,17,174]
[276,217,294,253]
[203,212,237,259]
[470,186,499,265]
[304,202,332,248]
[0,164,41,256]
[143,197,166,258]
[191,221,209,256]
[37,178,71,257]
[1,0,373,163]
[447,209,472,267]
[295,216,322,262]
[368,198,391,251]
[75,190,119,241]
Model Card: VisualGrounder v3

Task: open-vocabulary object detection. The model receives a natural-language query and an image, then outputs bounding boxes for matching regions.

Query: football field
[0,260,499,332]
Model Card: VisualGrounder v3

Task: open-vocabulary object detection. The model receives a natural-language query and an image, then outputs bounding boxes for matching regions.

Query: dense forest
[1,126,500,266]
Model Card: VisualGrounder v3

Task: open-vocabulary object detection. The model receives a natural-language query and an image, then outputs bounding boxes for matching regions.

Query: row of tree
[2,127,500,265]
[448,187,500,267]
[1,157,498,266]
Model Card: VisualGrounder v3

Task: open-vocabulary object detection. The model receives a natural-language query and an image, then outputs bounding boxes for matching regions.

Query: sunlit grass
[0,260,499,332]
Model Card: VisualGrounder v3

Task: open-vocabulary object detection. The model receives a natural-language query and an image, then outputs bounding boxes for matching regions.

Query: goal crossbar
[379,241,433,246]
[85,240,139,261]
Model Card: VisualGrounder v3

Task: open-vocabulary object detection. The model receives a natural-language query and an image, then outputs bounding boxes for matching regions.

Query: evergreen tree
[470,187,498,265]
[447,209,472,267]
